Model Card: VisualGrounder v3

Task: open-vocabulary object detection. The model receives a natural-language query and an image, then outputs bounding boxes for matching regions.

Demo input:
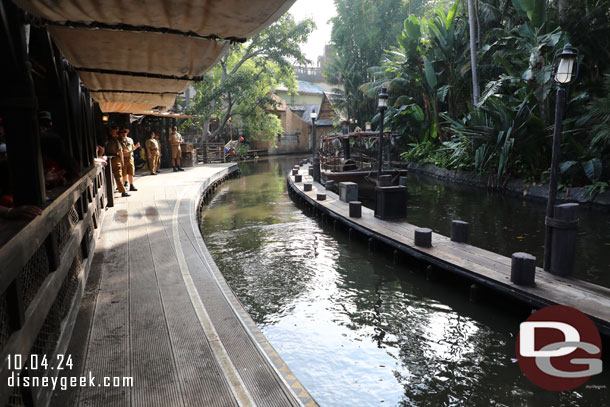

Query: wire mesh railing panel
[28,250,82,379]
[17,244,50,311]
[57,205,79,254]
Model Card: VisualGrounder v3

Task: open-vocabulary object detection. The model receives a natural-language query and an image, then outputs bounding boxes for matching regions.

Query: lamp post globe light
[311,107,320,183]
[377,87,388,181]
[543,43,579,273]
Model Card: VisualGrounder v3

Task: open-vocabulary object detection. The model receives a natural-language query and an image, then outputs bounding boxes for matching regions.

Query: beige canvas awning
[16,0,296,113]
[17,0,295,38]
[77,72,190,94]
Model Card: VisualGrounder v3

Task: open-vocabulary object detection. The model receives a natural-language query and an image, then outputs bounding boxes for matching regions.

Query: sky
[288,0,337,65]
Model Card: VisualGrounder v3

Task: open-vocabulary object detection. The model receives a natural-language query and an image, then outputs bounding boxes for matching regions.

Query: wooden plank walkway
[51,164,317,407]
[288,164,610,336]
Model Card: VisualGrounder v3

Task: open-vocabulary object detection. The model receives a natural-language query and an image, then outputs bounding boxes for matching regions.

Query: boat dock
[287,164,610,336]
[50,164,316,407]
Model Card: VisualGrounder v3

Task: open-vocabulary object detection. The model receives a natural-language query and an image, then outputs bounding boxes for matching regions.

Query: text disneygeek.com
[6,354,133,391]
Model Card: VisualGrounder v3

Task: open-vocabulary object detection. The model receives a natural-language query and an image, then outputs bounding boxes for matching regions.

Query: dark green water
[200,156,609,407]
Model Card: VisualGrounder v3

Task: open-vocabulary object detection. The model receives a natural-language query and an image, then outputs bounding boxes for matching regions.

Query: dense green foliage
[183,15,314,142]
[325,0,411,128]
[332,0,610,191]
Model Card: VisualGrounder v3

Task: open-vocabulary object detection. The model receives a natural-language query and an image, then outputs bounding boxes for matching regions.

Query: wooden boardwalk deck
[288,164,610,336]
[51,164,316,407]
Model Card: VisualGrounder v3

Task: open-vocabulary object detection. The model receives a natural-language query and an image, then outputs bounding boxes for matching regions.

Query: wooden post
[549,203,579,277]
[292,169,298,175]
[451,220,469,243]
[104,156,115,207]
[469,284,480,302]
[414,228,432,248]
[308,167,313,176]
[399,176,408,187]
[426,265,436,281]
[67,70,84,172]
[375,186,407,220]
[349,201,361,218]
[316,193,326,201]
[511,252,536,286]
[6,280,25,330]
[377,174,392,186]
[1,2,45,206]
[294,174,302,183]
[45,231,60,271]
[81,191,89,213]
[339,182,358,202]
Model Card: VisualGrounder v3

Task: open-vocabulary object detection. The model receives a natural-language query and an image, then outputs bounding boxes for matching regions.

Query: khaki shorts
[123,154,134,176]
[171,145,182,159]
[110,157,125,193]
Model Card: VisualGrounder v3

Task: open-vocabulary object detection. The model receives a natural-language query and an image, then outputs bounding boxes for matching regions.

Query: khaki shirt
[169,132,183,146]
[120,137,135,156]
[104,138,122,156]
[146,138,159,151]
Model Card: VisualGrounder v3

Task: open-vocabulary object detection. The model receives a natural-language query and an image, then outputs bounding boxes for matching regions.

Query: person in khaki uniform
[169,126,184,172]
[104,125,129,197]
[154,133,162,172]
[145,130,160,175]
[154,132,162,173]
[119,128,139,191]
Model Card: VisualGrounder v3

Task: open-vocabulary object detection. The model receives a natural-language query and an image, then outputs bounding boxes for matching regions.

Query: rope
[545,216,579,230]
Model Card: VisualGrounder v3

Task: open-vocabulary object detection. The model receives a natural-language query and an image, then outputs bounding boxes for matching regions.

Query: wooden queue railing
[0,164,109,406]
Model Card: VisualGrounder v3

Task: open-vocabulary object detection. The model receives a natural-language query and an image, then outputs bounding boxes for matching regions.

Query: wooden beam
[74,66,204,82]
[43,19,247,43]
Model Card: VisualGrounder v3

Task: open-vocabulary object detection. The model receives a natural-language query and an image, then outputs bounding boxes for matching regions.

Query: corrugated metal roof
[276,80,324,95]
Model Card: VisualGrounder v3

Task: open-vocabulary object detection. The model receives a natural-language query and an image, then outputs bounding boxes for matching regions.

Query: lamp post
[311,108,320,183]
[543,44,579,272]
[377,87,388,180]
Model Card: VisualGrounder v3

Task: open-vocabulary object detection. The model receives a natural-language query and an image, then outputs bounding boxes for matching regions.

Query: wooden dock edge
[193,164,318,407]
[287,168,610,338]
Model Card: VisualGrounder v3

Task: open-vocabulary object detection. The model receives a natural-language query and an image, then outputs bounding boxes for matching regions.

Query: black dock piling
[511,252,536,286]
[451,220,469,243]
[349,201,362,218]
[548,203,579,277]
[414,228,432,248]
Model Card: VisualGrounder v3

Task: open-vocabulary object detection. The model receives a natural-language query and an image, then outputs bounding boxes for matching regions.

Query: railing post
[6,280,25,330]
[104,155,115,207]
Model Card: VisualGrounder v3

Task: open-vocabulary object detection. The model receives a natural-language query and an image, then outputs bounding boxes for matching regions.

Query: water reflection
[404,174,610,287]
[200,157,609,407]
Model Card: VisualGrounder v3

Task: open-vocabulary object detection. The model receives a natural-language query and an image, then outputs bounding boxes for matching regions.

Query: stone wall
[402,162,610,210]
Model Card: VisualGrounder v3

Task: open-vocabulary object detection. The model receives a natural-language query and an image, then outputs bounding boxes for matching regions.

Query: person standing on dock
[145,130,160,175]
[154,132,162,173]
[104,125,129,197]
[119,128,139,191]
[170,126,184,172]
